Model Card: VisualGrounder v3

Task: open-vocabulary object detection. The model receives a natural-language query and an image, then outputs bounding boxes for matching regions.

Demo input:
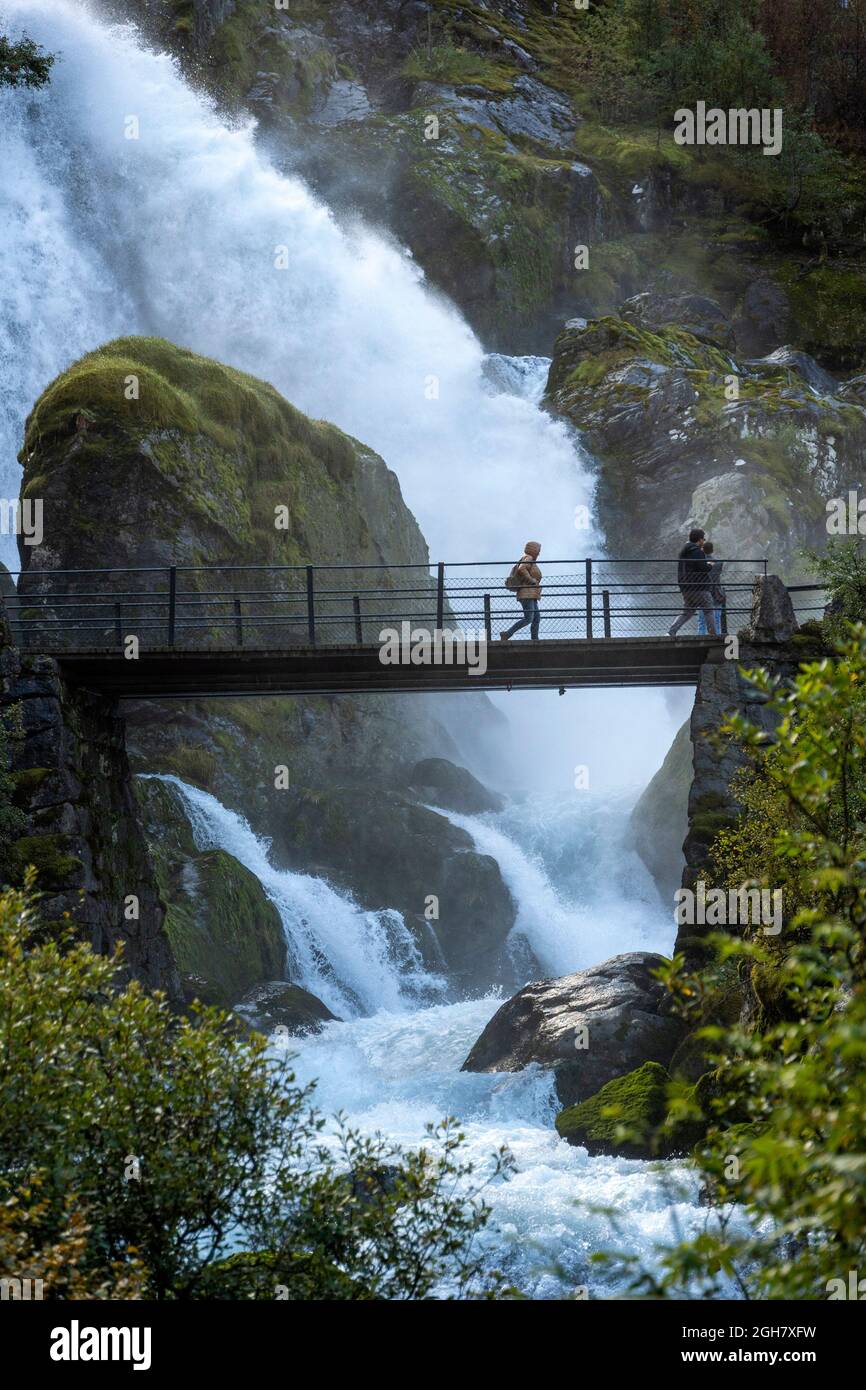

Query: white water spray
[436,795,674,976]
[0,0,682,791]
[147,775,445,1017]
[0,0,590,565]
[2,4,705,1293]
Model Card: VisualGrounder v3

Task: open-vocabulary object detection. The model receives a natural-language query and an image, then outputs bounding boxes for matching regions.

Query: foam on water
[2,3,709,1295]
[283,1001,725,1299]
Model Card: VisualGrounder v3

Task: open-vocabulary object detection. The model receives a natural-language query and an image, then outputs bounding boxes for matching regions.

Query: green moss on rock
[135,777,286,1005]
[162,847,286,1006]
[8,833,82,885]
[555,1060,670,1157]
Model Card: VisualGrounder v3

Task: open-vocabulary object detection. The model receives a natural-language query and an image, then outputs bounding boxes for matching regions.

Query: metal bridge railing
[0,557,789,654]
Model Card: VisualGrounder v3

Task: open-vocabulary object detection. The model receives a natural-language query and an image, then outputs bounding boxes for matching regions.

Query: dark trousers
[504,599,540,640]
[670,588,718,636]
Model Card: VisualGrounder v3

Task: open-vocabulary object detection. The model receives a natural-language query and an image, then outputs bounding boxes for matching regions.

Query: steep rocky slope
[0,598,179,997]
[99,1,866,368]
[546,309,866,571]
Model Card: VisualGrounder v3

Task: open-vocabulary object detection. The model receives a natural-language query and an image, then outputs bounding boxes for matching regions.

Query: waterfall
[435,795,674,977]
[145,775,446,1018]
[0,0,593,567]
[0,0,685,789]
[1,4,707,1296]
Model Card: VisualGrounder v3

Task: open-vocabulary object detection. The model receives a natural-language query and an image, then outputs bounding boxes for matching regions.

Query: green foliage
[0,704,26,869]
[0,881,512,1299]
[636,629,866,1298]
[0,33,54,88]
[626,0,780,119]
[556,1062,670,1158]
[402,40,514,92]
[807,538,866,634]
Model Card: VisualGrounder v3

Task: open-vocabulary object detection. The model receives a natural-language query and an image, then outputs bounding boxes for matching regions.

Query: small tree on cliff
[634,628,866,1298]
[0,33,53,88]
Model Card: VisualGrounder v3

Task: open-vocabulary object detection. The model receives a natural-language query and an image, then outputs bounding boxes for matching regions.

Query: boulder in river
[461,952,684,1108]
[406,757,505,815]
[233,981,339,1037]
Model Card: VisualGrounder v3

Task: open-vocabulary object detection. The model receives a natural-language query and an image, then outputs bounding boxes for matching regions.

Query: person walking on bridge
[501,541,542,641]
[696,540,724,635]
[668,528,718,637]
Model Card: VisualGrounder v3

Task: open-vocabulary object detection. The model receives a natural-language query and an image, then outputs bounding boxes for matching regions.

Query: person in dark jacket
[696,541,724,635]
[668,528,718,637]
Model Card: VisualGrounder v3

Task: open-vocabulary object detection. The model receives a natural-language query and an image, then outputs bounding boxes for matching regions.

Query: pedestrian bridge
[1,558,821,698]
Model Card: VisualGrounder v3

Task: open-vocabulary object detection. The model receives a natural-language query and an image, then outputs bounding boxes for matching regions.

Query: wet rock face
[271,785,520,996]
[461,952,684,1107]
[732,277,791,357]
[0,633,179,998]
[627,718,691,902]
[546,313,866,570]
[279,786,518,989]
[678,624,810,963]
[620,290,734,348]
[233,980,338,1036]
[406,757,504,815]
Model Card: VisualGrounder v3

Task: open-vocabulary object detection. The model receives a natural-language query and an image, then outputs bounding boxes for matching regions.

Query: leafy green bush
[0,879,510,1299]
[634,629,866,1298]
[808,538,866,634]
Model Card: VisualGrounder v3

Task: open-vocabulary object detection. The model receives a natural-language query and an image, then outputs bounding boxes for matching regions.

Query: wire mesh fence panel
[0,558,799,653]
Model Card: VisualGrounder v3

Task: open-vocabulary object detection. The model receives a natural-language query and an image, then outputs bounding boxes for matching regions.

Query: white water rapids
[154,774,716,1297]
[1,2,713,1295]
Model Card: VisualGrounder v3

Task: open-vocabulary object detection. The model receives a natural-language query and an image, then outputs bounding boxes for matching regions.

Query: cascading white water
[0,0,685,788]
[0,1,589,565]
[437,794,674,977]
[147,775,446,1017]
[2,2,705,1294]
[152,773,707,1296]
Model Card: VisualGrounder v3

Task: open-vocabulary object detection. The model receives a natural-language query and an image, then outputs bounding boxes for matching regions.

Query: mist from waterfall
[0,0,686,792]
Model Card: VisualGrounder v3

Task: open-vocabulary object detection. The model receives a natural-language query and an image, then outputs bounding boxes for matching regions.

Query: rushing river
[3,1,711,1296]
[150,774,715,1299]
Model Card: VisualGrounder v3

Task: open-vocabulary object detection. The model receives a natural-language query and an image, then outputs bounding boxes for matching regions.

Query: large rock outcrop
[102,1,866,370]
[14,337,508,1001]
[676,583,819,960]
[135,777,287,1006]
[272,785,519,995]
[461,952,684,1107]
[546,314,866,571]
[627,718,691,901]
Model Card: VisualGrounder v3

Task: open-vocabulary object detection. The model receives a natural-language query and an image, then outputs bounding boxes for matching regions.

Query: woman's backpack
[505,560,524,591]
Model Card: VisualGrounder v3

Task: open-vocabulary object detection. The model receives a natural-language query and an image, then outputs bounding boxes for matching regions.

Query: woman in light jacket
[501,541,542,641]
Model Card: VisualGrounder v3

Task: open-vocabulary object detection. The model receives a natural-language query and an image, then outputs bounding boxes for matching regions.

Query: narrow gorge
[2,0,865,1311]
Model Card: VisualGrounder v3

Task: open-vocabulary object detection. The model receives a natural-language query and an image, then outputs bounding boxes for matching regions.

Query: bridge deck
[56,636,725,698]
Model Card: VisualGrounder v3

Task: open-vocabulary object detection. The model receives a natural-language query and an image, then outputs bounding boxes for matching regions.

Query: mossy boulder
[20,337,493,924]
[18,335,390,574]
[546,313,866,573]
[555,1060,712,1158]
[555,1061,670,1158]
